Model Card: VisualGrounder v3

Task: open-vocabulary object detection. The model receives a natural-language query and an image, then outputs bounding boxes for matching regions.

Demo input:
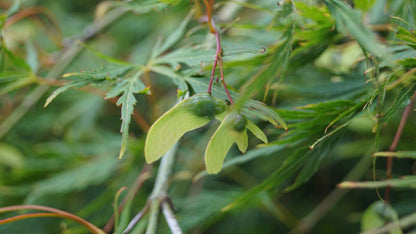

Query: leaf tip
[118,144,126,159]
[337,182,351,188]
[44,97,53,108]
[221,204,232,212]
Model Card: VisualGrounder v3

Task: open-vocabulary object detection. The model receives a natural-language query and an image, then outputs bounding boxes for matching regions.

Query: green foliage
[2,0,416,233]
[144,94,212,163]
[361,201,402,233]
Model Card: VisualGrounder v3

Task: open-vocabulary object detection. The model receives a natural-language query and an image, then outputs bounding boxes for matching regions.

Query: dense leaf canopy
[1,0,416,233]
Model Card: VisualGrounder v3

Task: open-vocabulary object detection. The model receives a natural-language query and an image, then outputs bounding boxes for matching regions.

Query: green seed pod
[213,98,226,115]
[190,93,215,119]
[232,113,247,132]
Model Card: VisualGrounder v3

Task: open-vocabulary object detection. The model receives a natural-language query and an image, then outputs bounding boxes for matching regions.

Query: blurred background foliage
[0,0,416,233]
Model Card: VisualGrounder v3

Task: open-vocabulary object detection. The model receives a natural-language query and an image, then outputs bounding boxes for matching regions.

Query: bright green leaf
[114,76,149,159]
[246,119,268,143]
[234,129,248,153]
[145,97,211,163]
[362,201,402,234]
[205,112,248,174]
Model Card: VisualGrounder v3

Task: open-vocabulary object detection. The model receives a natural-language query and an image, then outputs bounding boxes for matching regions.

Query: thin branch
[103,164,152,233]
[384,90,416,203]
[207,30,221,95]
[0,213,105,234]
[0,205,105,234]
[122,143,180,234]
[161,201,183,234]
[122,201,151,234]
[145,142,179,234]
[205,19,234,104]
[218,55,233,104]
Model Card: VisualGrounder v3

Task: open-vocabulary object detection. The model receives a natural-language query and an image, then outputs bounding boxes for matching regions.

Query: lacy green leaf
[113,76,148,159]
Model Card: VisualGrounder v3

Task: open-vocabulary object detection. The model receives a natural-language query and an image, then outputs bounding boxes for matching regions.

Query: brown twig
[384,90,416,203]
[0,205,105,234]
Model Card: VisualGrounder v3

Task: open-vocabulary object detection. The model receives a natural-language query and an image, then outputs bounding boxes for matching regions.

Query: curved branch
[0,205,104,234]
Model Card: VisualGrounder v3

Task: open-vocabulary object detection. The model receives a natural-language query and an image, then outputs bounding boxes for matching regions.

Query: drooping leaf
[110,76,149,159]
[44,78,99,107]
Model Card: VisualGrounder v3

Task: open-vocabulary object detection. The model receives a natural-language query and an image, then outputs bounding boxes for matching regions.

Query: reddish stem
[202,0,233,104]
[384,90,416,203]
[207,30,221,95]
[206,30,234,104]
[0,205,104,234]
[218,57,233,104]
